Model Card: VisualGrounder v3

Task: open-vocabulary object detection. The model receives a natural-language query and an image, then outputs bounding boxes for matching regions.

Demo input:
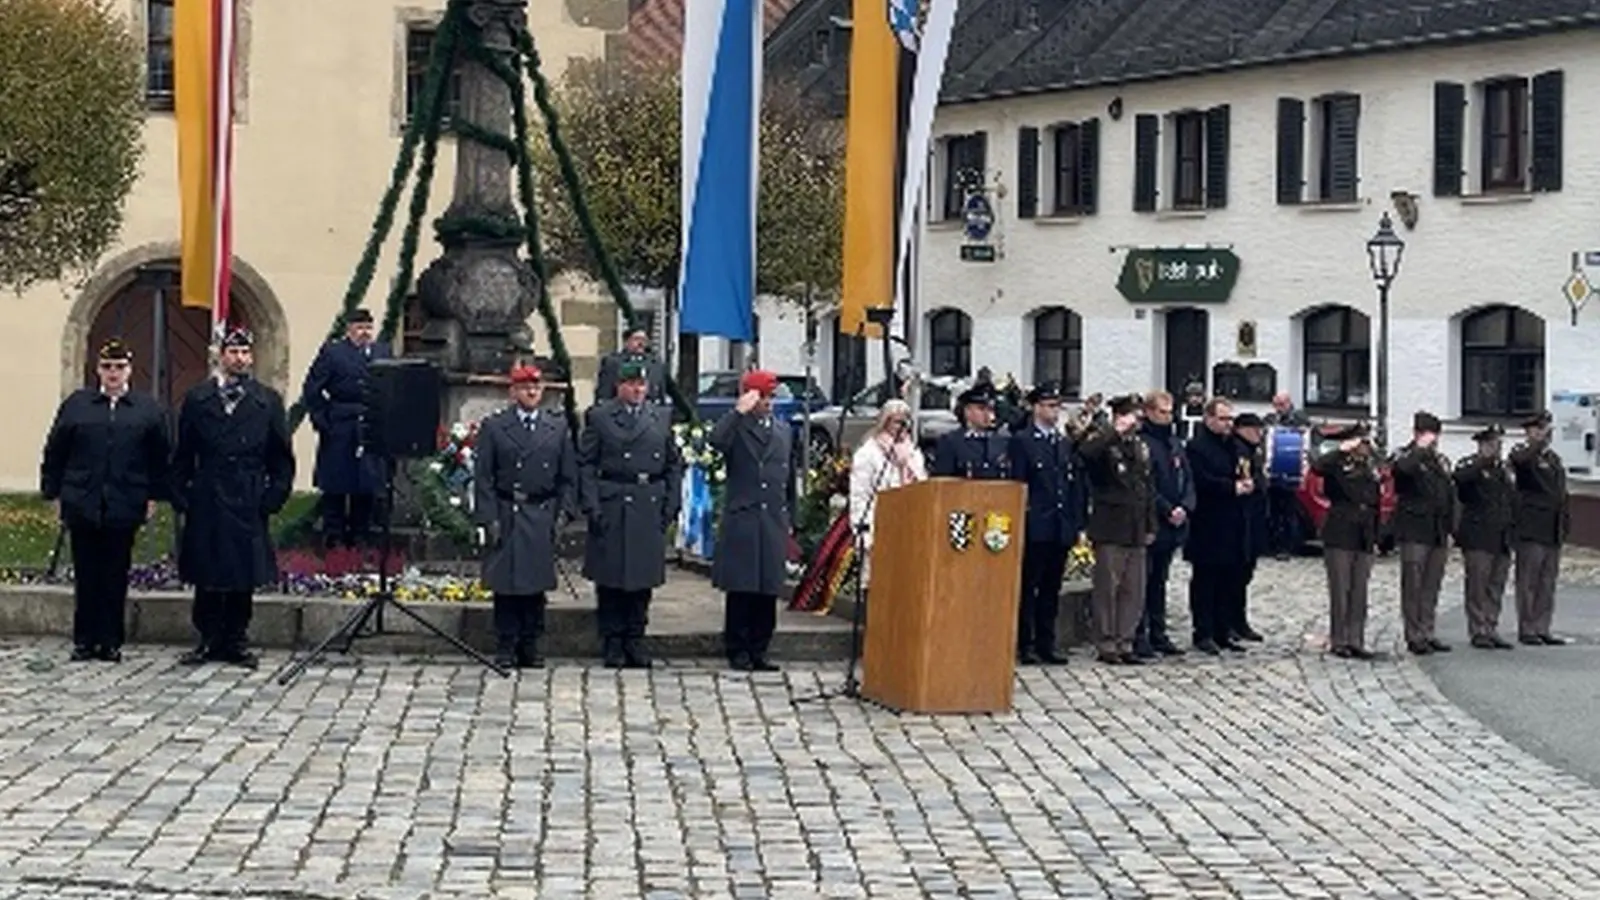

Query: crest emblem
[982,512,1012,553]
[947,510,974,551]
[1135,256,1156,293]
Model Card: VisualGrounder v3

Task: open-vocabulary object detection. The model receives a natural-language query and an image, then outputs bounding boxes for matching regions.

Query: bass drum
[1265,426,1308,486]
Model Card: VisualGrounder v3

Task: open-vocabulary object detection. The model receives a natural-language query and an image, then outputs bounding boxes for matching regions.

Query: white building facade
[761,28,1600,461]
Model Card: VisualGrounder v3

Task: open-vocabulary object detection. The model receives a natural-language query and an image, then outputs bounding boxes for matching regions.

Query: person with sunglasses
[39,338,172,662]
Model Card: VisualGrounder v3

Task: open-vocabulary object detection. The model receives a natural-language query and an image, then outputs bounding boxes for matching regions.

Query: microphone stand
[793,425,908,706]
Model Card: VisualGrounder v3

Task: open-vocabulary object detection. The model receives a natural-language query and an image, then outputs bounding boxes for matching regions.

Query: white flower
[459,448,474,464]
[448,495,462,506]
[429,461,444,472]
[450,422,470,440]
[710,468,724,482]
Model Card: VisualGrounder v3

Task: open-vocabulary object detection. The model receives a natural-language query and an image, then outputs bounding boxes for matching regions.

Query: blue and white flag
[678,0,762,343]
[676,464,717,560]
[887,0,920,51]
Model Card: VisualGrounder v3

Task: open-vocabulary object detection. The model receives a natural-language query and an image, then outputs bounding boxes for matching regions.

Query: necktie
[523,415,536,430]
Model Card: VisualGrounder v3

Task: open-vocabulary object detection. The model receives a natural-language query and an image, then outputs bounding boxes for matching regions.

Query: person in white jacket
[849,400,928,582]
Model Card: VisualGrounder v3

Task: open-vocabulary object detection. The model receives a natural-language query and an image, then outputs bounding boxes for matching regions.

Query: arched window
[1302,305,1370,409]
[1461,305,1545,417]
[927,308,972,377]
[1031,307,1082,397]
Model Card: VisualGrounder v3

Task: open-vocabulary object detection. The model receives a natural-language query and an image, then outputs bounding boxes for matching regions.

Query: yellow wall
[2,0,610,491]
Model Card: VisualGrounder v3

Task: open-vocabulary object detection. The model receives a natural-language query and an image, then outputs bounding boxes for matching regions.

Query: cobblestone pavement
[2,552,1600,899]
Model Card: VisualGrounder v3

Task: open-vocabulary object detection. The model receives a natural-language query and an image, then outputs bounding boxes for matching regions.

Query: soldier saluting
[930,384,1010,479]
[578,360,684,668]
[39,338,172,663]
[1454,423,1516,649]
[1079,394,1157,666]
[1391,411,1455,656]
[1312,423,1381,660]
[299,308,391,549]
[1509,410,1571,646]
[472,363,576,669]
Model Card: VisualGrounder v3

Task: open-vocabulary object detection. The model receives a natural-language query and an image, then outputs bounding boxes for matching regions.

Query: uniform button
[760,482,768,489]
[760,503,767,510]
[624,451,632,459]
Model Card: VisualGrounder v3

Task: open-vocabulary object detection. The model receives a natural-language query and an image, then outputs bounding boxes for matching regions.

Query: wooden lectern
[861,477,1026,714]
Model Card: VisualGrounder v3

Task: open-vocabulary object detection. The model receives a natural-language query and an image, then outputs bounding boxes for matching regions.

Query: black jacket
[1454,453,1516,554]
[1139,420,1195,552]
[1182,427,1250,567]
[1390,442,1455,547]
[1008,425,1087,545]
[40,389,171,529]
[1312,448,1383,552]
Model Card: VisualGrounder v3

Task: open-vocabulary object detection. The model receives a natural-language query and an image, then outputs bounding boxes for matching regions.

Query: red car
[1291,424,1399,551]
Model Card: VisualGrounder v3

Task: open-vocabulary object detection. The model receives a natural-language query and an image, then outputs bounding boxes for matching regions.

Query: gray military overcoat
[471,407,576,595]
[709,410,794,597]
[578,400,683,591]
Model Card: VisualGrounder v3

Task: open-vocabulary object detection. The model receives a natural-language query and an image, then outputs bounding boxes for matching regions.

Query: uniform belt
[497,489,556,503]
[600,473,663,485]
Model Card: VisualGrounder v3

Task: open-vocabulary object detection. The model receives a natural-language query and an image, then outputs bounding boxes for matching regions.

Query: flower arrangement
[1067,533,1095,579]
[795,455,851,556]
[428,421,478,508]
[671,422,726,484]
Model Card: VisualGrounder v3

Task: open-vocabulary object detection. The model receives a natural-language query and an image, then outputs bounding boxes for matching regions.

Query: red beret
[741,369,779,396]
[509,364,542,384]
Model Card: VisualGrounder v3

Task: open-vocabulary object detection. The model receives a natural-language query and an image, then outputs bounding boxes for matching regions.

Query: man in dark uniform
[1135,391,1192,658]
[595,326,667,404]
[709,369,795,672]
[1008,382,1087,665]
[930,385,1010,479]
[300,308,391,548]
[1510,410,1571,646]
[1454,423,1516,649]
[1391,411,1456,655]
[472,363,576,669]
[172,328,296,669]
[1228,411,1270,644]
[1311,423,1382,660]
[1079,394,1157,666]
[39,339,172,662]
[1183,398,1250,655]
[578,360,684,667]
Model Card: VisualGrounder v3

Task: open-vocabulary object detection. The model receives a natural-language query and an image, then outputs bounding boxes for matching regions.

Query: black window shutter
[1077,117,1100,215]
[1016,126,1039,218]
[1326,94,1361,203]
[1276,98,1305,204]
[973,130,988,177]
[1433,81,1465,197]
[1133,114,1158,212]
[1204,104,1230,209]
[1531,70,1564,192]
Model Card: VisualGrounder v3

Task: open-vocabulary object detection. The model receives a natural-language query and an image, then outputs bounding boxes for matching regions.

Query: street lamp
[1366,212,1405,450]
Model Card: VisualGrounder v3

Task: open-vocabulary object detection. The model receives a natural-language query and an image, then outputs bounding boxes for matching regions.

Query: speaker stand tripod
[273,472,511,685]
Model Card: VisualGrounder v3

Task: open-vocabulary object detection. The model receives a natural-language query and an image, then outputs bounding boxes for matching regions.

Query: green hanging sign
[1116,248,1240,303]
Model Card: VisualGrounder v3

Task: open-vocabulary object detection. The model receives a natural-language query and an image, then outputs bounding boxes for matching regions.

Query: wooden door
[85,282,251,406]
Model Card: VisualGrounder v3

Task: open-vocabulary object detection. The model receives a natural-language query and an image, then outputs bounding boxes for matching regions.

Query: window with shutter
[1016,126,1040,218]
[1481,78,1529,192]
[1133,114,1159,212]
[1276,98,1305,205]
[1433,82,1465,196]
[1050,124,1081,214]
[1171,112,1204,209]
[941,133,987,219]
[1317,94,1360,203]
[1204,104,1229,209]
[1077,118,1100,215]
[1531,70,1563,192]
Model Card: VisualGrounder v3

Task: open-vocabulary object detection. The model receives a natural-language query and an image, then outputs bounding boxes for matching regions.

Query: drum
[1265,426,1307,486]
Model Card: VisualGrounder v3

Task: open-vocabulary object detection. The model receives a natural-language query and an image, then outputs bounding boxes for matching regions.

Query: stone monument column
[414,0,547,426]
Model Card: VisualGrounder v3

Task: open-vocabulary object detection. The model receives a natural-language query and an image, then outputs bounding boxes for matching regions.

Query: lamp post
[1366,212,1405,450]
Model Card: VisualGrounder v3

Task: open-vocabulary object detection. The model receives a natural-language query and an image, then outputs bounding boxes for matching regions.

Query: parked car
[796,376,962,463]
[1294,424,1399,552]
[694,370,830,425]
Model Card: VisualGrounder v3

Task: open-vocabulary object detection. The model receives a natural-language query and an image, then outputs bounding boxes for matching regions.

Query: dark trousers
[723,592,778,662]
[493,593,547,652]
[1268,487,1301,556]
[1018,542,1068,654]
[1189,563,1237,645]
[192,589,254,651]
[1136,543,1177,648]
[596,586,651,655]
[321,493,378,546]
[1224,560,1257,636]
[69,522,137,650]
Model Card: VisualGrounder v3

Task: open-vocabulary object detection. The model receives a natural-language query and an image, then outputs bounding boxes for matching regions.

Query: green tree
[0,0,145,292]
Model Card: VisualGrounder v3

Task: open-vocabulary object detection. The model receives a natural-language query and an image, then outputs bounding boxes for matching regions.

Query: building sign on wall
[1116,248,1240,303]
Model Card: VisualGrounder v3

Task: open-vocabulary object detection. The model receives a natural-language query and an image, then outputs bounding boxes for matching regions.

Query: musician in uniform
[1453,423,1516,649]
[595,326,668,404]
[1079,394,1157,666]
[1509,410,1571,646]
[1228,412,1270,644]
[39,338,172,662]
[1008,382,1086,665]
[472,363,576,669]
[578,361,684,667]
[1135,391,1192,658]
[172,328,296,669]
[709,370,795,672]
[1390,411,1456,655]
[1183,398,1250,655]
[1311,423,1382,660]
[299,308,391,548]
[930,385,1010,479]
